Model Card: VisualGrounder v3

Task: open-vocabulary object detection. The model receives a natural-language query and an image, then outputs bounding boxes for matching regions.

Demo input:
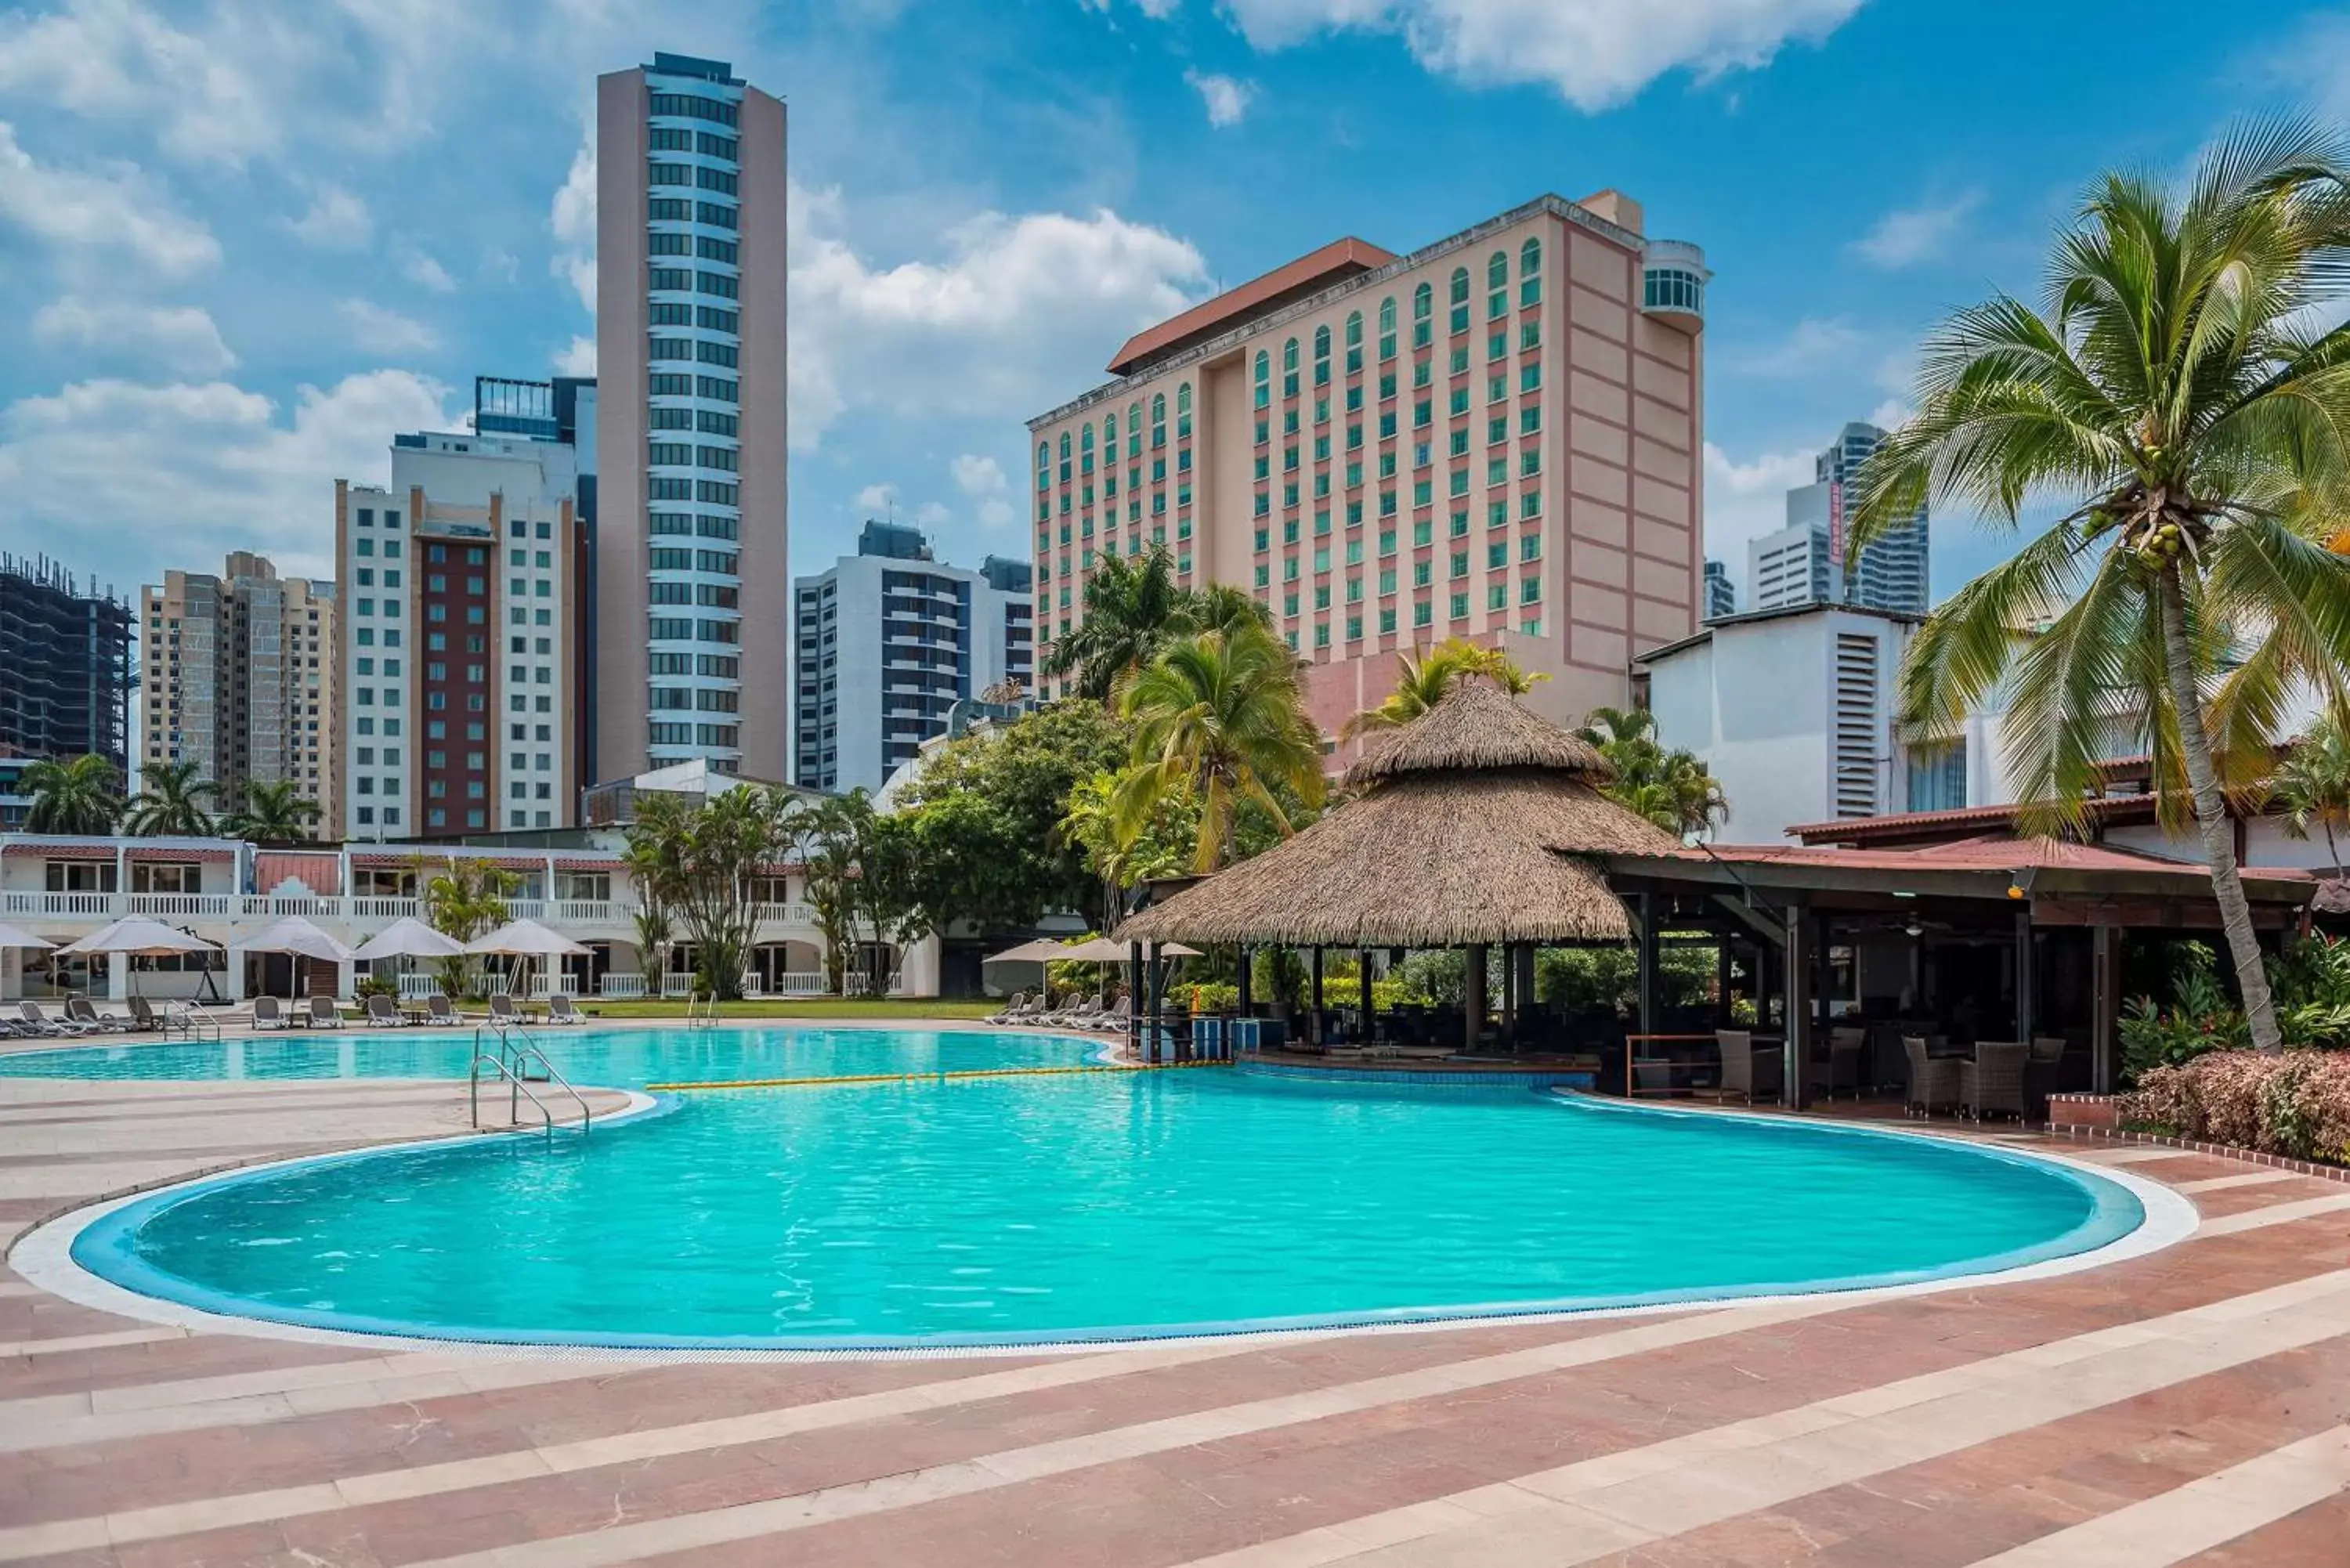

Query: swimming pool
[16,1029,2157,1349]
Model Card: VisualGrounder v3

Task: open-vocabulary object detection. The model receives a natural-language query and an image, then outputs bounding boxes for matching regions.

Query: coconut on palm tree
[122,761,215,836]
[219,779,321,844]
[1847,121,2350,1053]
[20,753,122,835]
[1112,625,1327,873]
[1341,638,1546,739]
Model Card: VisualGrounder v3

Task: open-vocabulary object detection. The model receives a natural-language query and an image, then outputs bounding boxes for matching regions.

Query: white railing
[739,970,763,998]
[555,899,617,925]
[774,970,830,996]
[660,972,698,998]
[506,899,547,921]
[126,893,234,917]
[240,893,342,919]
[3,891,118,917]
[352,897,421,920]
[598,973,648,998]
[528,972,581,998]
[396,973,443,999]
[750,902,819,929]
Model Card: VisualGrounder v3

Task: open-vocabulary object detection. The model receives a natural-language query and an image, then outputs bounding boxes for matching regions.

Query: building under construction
[0,553,135,775]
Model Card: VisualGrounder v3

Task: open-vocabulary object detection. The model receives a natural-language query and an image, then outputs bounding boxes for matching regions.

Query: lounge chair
[488,993,536,1026]
[985,990,1030,1025]
[307,995,344,1028]
[13,1001,71,1037]
[361,993,401,1027]
[1089,995,1131,1032]
[426,993,461,1025]
[126,995,163,1033]
[1961,1041,2030,1123]
[547,993,588,1026]
[1054,996,1101,1029]
[251,995,288,1031]
[64,996,125,1033]
[1903,1035,1960,1118]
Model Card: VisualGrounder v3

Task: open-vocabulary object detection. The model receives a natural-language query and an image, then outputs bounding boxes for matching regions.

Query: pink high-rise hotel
[1026,191,1707,742]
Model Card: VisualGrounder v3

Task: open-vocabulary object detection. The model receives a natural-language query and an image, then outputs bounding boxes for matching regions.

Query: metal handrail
[468,1053,559,1139]
[504,1039,592,1133]
[164,1001,223,1043]
[467,1021,590,1134]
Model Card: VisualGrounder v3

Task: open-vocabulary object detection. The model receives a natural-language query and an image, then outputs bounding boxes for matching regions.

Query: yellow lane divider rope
[646,1060,1231,1092]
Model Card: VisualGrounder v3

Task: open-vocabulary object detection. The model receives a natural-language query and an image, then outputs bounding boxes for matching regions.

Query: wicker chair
[1810,1026,1865,1100]
[1961,1041,2031,1123]
[1716,1029,1783,1104]
[1902,1035,1960,1118]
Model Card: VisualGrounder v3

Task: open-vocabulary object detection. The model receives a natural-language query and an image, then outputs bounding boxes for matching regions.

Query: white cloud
[30,297,236,376]
[338,298,436,355]
[402,251,456,293]
[287,182,372,249]
[1184,70,1258,127]
[0,0,278,165]
[856,482,899,512]
[913,500,951,527]
[0,121,219,275]
[1215,0,1864,111]
[551,128,597,311]
[1078,0,1183,17]
[1853,190,1981,269]
[0,370,454,580]
[1867,396,1913,431]
[553,335,597,376]
[1703,441,1814,562]
[790,183,1209,450]
[1719,316,1865,378]
[952,453,1017,529]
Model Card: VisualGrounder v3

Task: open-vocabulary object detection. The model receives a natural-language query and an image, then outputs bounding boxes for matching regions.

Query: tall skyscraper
[1702,558,1735,620]
[333,392,588,839]
[0,553,133,780]
[1026,191,1706,743]
[794,522,1034,793]
[140,555,336,832]
[1782,421,1929,614]
[595,51,788,784]
[1748,522,1834,612]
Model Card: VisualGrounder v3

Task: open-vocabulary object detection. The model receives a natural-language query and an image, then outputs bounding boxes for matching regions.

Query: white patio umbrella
[984,938,1070,965]
[1058,937,1201,962]
[0,922,55,952]
[352,916,468,999]
[54,916,219,999]
[233,915,356,1002]
[466,918,589,1000]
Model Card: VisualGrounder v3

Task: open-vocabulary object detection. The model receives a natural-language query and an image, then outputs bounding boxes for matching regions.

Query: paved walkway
[0,1068,2345,1566]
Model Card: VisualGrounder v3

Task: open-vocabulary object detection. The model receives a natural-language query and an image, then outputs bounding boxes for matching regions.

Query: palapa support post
[1237,944,1252,1017]
[1310,946,1324,1047]
[2014,907,2036,1046]
[1358,947,1373,1045]
[1782,901,1812,1110]
[2092,923,2120,1093]
[1147,944,1166,1064]
[1127,941,1144,1061]
[1463,944,1487,1053]
[1634,892,1658,1042]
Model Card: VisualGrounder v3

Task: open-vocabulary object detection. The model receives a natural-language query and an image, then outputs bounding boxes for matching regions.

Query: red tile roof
[1106,238,1396,376]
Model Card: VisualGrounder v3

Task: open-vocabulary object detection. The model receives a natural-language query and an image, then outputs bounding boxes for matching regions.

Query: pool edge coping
[9,1082,2201,1364]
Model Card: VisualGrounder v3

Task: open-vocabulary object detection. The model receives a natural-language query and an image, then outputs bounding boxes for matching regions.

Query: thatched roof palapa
[1114,679,1679,949]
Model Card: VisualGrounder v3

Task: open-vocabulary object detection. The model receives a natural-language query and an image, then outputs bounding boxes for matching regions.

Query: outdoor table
[403,1006,429,1026]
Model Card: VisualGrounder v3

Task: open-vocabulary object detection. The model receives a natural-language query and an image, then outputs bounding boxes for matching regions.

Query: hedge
[2119,1050,2350,1166]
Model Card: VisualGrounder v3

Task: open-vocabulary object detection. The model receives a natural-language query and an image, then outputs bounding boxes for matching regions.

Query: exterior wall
[1028,193,1702,751]
[0,559,134,771]
[1640,606,1916,841]
[593,56,787,785]
[1749,522,1831,611]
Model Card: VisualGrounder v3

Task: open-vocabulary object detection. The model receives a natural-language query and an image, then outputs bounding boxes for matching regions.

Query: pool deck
[1,1031,2346,1566]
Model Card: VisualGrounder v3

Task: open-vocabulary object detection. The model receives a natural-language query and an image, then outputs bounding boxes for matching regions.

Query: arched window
[1449,267,1470,305]
[1283,337,1299,371]
[1079,424,1094,453]
[1128,402,1143,455]
[1104,411,1118,444]
[1379,298,1396,333]
[1059,432,1071,459]
[1037,441,1050,469]
[1177,381,1191,414]
[1520,237,1542,276]
[1488,250,1506,289]
[1345,311,1362,347]
[1313,324,1330,362]
[1253,352,1269,383]
[1412,284,1431,320]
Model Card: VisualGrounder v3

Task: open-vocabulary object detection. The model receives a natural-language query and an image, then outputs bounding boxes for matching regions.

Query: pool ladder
[468,1022,592,1139]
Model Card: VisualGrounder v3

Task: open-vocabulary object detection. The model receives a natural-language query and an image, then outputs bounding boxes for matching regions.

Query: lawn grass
[571,997,1000,1021]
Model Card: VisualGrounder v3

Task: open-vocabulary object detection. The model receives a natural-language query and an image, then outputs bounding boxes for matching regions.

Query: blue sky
[0,0,2345,609]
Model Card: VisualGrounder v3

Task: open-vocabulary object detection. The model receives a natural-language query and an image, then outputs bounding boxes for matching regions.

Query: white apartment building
[793,522,1035,793]
[334,425,584,838]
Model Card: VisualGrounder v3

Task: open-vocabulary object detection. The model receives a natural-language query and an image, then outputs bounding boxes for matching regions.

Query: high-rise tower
[594,51,788,782]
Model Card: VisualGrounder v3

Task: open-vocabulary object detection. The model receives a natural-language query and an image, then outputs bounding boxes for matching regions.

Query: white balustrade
[751,901,819,930]
[598,973,648,998]
[126,894,233,918]
[555,899,616,925]
[506,900,547,920]
[659,972,697,999]
[739,970,764,999]
[3,891,120,918]
[351,897,421,920]
[774,970,830,996]
[396,973,442,999]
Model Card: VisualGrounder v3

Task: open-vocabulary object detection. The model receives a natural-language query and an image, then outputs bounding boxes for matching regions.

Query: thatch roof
[1114,680,1677,948]
[1345,677,1610,786]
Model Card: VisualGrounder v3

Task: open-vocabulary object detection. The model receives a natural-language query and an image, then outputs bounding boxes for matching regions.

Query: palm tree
[122,760,215,836]
[2274,718,2350,880]
[1040,548,1191,702]
[1112,626,1328,873]
[1340,638,1546,739]
[421,858,519,999]
[1058,767,1198,924]
[1847,121,2350,1052]
[20,753,122,835]
[219,779,321,844]
[1578,707,1729,837]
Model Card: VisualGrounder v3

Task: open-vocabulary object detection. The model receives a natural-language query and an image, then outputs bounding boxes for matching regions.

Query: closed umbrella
[55,916,219,999]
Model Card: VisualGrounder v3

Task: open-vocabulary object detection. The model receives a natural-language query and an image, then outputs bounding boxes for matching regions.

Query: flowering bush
[2120,1050,2350,1165]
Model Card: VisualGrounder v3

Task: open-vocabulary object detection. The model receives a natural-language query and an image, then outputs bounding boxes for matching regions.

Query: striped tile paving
[0,1072,2345,1566]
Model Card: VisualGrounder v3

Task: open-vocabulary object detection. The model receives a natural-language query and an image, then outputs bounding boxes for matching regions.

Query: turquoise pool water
[34,1028,2146,1349]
